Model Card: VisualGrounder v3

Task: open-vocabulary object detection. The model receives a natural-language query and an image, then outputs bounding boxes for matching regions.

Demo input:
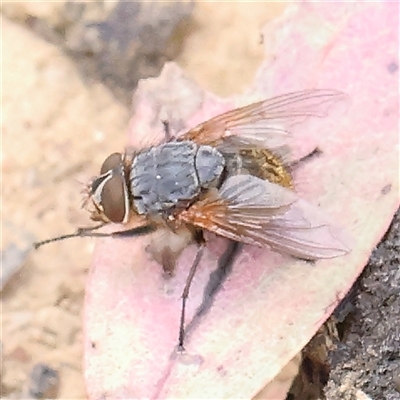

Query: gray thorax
[130,141,225,214]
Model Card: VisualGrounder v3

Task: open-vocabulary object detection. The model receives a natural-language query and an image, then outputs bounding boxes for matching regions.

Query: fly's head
[83,152,135,224]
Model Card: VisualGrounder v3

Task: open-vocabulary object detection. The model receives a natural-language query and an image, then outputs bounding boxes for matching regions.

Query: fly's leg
[179,246,205,350]
[178,230,205,350]
[33,224,156,249]
[178,239,242,351]
[289,147,322,169]
[162,120,172,142]
[108,225,156,238]
[33,223,106,249]
[196,240,241,318]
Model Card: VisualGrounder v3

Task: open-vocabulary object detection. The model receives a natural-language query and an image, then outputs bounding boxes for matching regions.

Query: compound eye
[90,153,129,223]
[100,173,127,223]
[100,152,123,175]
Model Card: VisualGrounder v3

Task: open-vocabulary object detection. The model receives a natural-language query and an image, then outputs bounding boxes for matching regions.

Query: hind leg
[289,147,322,170]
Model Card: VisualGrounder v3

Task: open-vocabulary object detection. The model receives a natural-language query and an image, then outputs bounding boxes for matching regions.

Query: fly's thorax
[130,141,225,216]
[195,144,225,187]
[86,152,132,223]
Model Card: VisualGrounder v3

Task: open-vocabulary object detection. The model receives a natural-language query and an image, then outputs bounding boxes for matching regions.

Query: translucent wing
[180,89,347,158]
[179,175,350,260]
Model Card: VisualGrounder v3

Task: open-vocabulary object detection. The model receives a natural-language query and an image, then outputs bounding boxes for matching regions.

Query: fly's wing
[180,89,347,160]
[179,175,351,260]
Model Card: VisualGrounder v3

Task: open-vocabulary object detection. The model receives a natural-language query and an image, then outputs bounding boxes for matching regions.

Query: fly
[34,89,351,349]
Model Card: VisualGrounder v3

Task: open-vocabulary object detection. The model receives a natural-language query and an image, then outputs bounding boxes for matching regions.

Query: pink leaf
[84,3,399,399]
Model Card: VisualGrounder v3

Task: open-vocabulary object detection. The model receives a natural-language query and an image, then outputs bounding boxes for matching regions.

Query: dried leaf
[84,4,399,399]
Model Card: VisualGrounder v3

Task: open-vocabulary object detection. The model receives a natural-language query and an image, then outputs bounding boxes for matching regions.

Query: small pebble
[28,363,60,399]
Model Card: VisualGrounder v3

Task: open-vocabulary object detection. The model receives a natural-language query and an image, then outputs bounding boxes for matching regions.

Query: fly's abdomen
[131,141,225,215]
